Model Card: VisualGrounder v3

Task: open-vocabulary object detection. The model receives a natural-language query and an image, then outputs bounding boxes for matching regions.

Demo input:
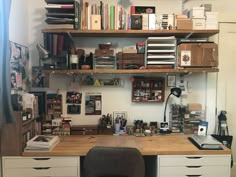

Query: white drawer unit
[2,156,80,177]
[158,155,231,177]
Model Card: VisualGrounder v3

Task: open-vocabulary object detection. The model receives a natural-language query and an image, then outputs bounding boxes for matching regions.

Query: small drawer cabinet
[2,156,80,177]
[158,155,231,177]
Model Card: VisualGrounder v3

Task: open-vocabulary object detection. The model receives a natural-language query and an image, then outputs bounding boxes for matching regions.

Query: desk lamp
[160,87,182,134]
[36,43,50,67]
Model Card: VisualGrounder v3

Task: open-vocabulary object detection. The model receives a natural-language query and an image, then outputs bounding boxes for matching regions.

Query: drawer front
[4,157,78,168]
[160,166,229,176]
[4,167,77,177]
[159,155,231,166]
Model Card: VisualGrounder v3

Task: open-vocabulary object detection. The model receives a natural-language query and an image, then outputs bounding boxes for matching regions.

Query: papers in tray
[190,134,223,150]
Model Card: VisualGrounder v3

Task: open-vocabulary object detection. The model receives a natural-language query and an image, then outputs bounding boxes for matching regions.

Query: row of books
[24,135,60,151]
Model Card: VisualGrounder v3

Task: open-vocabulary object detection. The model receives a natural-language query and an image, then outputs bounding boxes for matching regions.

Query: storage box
[177,43,218,67]
[176,19,192,30]
[192,18,206,29]
[117,52,144,69]
[189,7,205,18]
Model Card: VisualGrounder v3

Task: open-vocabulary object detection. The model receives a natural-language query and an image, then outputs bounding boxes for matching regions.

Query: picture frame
[167,75,176,87]
[113,111,127,123]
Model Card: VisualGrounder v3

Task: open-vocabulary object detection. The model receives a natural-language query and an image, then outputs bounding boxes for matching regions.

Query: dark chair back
[83,146,145,177]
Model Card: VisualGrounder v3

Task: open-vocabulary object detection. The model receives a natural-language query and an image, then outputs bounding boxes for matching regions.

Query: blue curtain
[0,0,15,125]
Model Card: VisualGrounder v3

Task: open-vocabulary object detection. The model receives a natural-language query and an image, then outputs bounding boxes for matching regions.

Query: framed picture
[167,75,176,87]
[113,111,127,123]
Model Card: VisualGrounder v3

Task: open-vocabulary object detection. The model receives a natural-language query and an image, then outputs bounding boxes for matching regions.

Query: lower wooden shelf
[43,68,219,75]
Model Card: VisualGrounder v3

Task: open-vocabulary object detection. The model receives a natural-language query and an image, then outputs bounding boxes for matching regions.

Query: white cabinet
[2,156,80,177]
[158,155,231,177]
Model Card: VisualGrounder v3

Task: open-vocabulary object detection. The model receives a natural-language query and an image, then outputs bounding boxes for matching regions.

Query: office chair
[83,146,145,177]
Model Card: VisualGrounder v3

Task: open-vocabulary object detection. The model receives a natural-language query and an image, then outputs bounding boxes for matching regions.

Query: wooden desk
[23,134,231,156]
[3,135,231,177]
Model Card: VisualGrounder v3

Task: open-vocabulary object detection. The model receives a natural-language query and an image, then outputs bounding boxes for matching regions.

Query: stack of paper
[24,135,60,151]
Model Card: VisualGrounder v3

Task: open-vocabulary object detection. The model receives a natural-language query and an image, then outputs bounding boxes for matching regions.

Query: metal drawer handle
[33,167,51,170]
[186,166,202,168]
[33,158,51,161]
[186,157,202,159]
[186,175,202,177]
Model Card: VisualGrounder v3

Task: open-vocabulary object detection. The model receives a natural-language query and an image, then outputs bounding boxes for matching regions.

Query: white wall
[9,0,28,45]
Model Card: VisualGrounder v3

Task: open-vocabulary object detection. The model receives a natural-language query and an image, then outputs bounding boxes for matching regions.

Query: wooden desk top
[23,134,231,156]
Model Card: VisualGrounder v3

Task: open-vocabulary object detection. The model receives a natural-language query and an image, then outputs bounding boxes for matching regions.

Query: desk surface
[23,134,231,156]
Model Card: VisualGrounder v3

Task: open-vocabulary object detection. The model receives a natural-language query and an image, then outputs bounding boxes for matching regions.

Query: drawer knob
[33,158,51,161]
[186,157,202,159]
[186,166,202,168]
[33,167,51,170]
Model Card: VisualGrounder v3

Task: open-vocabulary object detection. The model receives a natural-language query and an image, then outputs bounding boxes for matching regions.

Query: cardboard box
[192,18,206,29]
[176,19,192,30]
[189,7,205,18]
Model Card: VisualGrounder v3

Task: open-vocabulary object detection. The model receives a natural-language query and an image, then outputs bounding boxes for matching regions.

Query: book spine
[74,1,80,29]
[110,5,115,30]
[130,6,135,15]
[52,34,58,56]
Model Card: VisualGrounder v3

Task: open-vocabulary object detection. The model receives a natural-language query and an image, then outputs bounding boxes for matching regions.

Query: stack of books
[24,135,60,151]
[45,0,80,29]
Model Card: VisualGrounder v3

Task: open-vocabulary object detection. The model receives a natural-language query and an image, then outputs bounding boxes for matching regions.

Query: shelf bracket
[185,32,193,39]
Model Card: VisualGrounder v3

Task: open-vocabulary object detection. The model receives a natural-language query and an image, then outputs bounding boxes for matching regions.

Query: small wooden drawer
[95,49,114,57]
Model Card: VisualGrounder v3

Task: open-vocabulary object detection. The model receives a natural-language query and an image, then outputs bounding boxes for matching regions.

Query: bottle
[70,47,78,69]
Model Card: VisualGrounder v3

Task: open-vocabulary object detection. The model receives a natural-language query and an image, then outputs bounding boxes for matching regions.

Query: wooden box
[117,52,144,69]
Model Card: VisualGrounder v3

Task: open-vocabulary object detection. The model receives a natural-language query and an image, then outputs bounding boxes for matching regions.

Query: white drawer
[159,155,231,166]
[4,167,77,177]
[160,166,229,176]
[3,156,78,168]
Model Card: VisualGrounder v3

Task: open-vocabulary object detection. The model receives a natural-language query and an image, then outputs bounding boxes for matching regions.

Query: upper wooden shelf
[43,68,219,75]
[41,29,219,38]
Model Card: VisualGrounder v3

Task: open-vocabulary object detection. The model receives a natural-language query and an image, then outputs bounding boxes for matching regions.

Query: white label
[181,50,191,66]
[70,54,78,64]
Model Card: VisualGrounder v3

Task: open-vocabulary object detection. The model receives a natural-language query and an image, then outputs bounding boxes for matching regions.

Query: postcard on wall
[9,41,30,91]
[85,92,102,115]
[31,66,49,88]
[66,91,82,104]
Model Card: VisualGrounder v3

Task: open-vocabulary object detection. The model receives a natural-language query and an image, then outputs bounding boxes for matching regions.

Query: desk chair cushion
[83,146,145,177]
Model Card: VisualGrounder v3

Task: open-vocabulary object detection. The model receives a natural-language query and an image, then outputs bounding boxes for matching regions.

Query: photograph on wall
[66,91,82,104]
[9,41,30,91]
[67,105,81,114]
[167,75,176,87]
[85,93,102,115]
[31,66,49,88]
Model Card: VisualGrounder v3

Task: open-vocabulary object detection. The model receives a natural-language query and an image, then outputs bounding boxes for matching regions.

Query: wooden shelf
[43,68,219,75]
[41,29,219,38]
